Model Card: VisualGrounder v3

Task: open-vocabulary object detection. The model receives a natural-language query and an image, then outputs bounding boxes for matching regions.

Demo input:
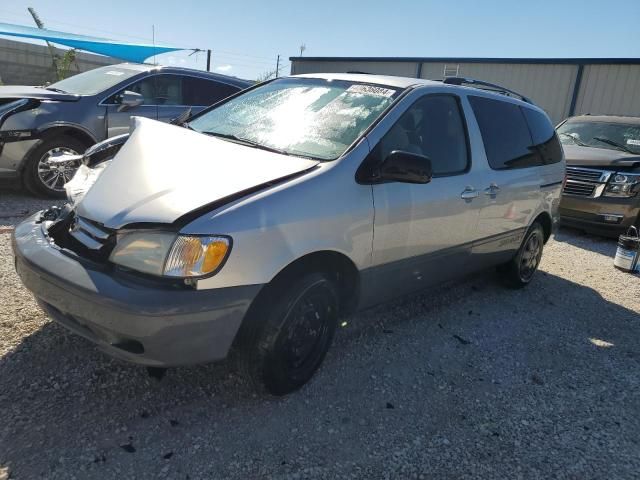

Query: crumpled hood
[0,85,80,102]
[76,117,319,229]
[563,144,640,169]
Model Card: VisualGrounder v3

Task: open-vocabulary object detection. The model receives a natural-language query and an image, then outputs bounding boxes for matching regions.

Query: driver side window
[371,94,470,177]
[108,75,183,106]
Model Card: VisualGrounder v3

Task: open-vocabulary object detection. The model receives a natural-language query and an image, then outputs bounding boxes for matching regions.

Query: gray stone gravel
[0,191,639,479]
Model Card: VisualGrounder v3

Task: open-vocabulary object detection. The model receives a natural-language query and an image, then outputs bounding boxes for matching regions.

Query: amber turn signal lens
[202,240,230,274]
[163,236,230,278]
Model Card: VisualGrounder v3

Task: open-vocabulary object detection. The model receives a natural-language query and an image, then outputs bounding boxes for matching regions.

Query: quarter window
[469,95,542,170]
[521,107,563,164]
[371,95,470,177]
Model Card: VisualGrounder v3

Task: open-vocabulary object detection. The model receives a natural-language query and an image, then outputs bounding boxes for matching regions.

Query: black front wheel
[500,222,545,288]
[238,272,339,396]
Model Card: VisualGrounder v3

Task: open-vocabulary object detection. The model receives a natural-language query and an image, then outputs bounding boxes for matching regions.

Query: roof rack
[442,77,534,104]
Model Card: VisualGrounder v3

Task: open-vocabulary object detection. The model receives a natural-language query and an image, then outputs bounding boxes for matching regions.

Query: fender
[36,121,99,144]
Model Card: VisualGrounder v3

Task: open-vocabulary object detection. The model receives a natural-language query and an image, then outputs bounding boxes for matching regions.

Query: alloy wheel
[519,231,542,282]
[37,147,80,193]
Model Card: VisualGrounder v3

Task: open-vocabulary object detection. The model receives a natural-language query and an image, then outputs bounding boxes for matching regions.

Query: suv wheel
[23,135,87,198]
[238,272,339,396]
[500,222,544,288]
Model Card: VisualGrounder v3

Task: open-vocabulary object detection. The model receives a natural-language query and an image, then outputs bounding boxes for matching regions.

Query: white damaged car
[13,74,563,395]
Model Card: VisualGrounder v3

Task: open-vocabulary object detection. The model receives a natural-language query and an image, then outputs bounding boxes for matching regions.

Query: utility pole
[27,7,59,75]
[206,49,212,72]
[151,25,156,65]
[275,54,280,78]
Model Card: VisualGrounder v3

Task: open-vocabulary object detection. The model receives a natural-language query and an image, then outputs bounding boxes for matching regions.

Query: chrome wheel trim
[37,147,80,192]
[519,231,542,282]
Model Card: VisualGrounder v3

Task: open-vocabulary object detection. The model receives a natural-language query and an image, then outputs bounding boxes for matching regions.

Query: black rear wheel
[238,272,339,396]
[500,222,544,288]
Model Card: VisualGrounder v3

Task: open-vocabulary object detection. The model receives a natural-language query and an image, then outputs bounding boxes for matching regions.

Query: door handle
[461,187,479,200]
[484,183,500,196]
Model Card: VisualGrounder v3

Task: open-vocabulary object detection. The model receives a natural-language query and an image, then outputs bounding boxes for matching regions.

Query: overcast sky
[1,0,639,80]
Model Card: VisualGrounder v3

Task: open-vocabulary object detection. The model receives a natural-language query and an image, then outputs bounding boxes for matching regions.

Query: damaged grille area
[67,216,116,261]
[49,210,116,262]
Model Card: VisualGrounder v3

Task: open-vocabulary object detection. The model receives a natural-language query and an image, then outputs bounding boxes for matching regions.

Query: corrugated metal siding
[420,62,577,123]
[291,60,418,78]
[574,65,640,117]
[290,59,640,124]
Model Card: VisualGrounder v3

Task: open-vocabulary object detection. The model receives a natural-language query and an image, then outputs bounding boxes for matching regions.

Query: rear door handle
[461,187,479,200]
[484,183,500,196]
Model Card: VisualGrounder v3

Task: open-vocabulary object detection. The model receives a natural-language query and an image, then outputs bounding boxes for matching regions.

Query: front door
[154,74,191,124]
[365,94,485,305]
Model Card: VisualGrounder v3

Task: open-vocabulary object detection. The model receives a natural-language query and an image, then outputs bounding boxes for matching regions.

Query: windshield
[557,120,640,154]
[47,66,142,95]
[188,77,402,160]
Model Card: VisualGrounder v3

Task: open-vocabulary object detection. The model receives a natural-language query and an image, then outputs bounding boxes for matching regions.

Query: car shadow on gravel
[1,269,639,479]
[553,226,618,257]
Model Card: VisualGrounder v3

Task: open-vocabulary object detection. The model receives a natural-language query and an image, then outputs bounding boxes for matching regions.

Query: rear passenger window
[521,107,563,164]
[183,77,240,106]
[469,96,542,170]
[371,94,470,177]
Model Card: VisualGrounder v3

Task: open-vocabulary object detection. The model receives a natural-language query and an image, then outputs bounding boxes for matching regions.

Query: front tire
[500,222,545,288]
[23,135,87,198]
[238,272,339,396]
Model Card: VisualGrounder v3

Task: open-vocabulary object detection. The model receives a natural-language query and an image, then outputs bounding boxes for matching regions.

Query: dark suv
[0,63,251,197]
[558,115,640,236]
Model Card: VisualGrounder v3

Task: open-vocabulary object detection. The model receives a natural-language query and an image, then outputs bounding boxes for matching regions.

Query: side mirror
[117,90,144,112]
[379,150,432,184]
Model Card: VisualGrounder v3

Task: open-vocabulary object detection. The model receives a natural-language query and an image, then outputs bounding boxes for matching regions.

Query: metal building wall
[573,64,640,117]
[290,58,640,124]
[419,62,577,123]
[291,60,419,78]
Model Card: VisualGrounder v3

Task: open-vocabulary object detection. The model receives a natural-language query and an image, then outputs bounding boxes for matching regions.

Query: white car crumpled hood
[76,117,319,229]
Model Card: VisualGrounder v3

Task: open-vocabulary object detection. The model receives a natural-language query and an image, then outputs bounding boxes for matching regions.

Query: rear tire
[499,222,545,289]
[23,135,87,198]
[237,272,339,396]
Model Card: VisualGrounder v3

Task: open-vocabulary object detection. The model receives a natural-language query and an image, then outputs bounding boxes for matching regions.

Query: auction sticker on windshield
[346,85,396,97]
[626,139,640,146]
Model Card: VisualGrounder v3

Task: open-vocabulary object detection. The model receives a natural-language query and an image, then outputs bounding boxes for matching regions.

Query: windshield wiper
[560,132,588,147]
[592,136,634,154]
[200,131,294,156]
[43,87,69,94]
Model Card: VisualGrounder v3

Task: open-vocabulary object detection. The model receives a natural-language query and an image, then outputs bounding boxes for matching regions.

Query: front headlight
[603,173,640,198]
[109,232,231,278]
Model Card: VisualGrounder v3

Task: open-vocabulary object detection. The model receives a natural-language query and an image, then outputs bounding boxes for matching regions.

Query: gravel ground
[0,190,639,479]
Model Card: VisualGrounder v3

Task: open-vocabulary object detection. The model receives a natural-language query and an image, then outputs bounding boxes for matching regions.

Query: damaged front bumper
[12,213,262,367]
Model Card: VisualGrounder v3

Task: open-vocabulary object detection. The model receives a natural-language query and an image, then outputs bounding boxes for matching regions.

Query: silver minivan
[13,74,564,395]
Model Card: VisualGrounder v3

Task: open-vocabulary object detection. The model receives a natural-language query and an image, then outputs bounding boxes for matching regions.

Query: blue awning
[0,22,186,63]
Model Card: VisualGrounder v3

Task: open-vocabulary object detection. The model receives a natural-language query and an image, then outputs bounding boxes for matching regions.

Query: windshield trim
[187,77,410,162]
